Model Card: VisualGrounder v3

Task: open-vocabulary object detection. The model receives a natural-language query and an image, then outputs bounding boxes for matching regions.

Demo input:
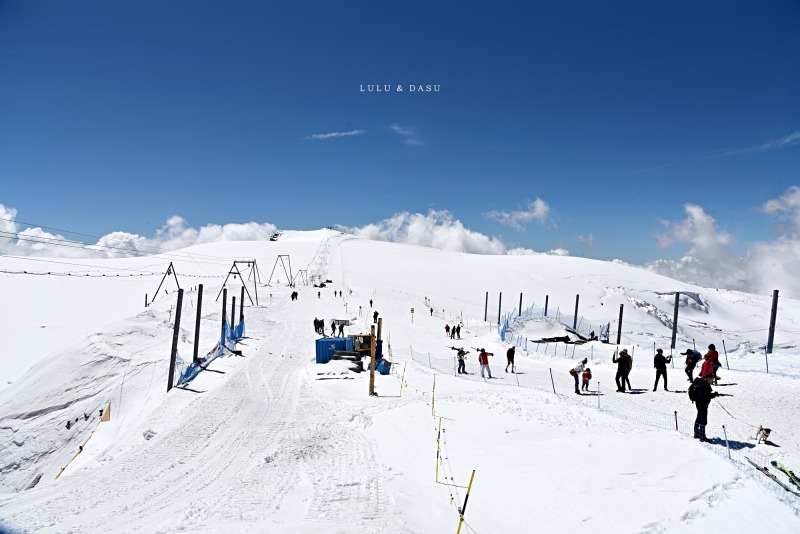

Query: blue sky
[1,0,799,265]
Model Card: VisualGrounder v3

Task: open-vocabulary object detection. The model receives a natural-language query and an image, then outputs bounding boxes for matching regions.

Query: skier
[373,310,379,324]
[505,346,516,373]
[653,348,672,391]
[570,358,588,394]
[452,347,469,374]
[338,322,344,337]
[369,299,373,307]
[613,348,631,392]
[445,324,450,337]
[478,348,494,379]
[330,320,337,337]
[456,324,461,339]
[694,373,719,442]
[581,367,592,392]
[682,348,702,381]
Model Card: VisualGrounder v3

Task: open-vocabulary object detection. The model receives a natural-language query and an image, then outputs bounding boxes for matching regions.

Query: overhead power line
[0,215,263,263]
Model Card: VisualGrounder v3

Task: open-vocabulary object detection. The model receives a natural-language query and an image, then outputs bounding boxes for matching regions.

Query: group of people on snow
[444,323,462,339]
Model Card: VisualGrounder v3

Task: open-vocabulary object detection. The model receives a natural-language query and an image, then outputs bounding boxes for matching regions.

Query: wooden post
[519,293,523,317]
[671,292,680,350]
[766,289,779,354]
[616,304,624,345]
[145,293,148,307]
[167,289,184,392]
[193,284,203,362]
[232,296,236,331]
[549,368,556,394]
[544,295,549,317]
[432,374,436,416]
[369,325,376,396]
[484,292,488,321]
[435,417,442,482]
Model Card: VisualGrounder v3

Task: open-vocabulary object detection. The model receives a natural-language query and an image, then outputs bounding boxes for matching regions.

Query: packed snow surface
[1,229,799,533]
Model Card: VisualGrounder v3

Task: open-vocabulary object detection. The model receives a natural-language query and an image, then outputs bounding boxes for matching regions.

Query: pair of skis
[745,457,800,495]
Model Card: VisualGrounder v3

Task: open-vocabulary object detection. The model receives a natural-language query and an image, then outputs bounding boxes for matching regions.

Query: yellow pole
[369,325,376,396]
[436,417,442,482]
[457,470,476,534]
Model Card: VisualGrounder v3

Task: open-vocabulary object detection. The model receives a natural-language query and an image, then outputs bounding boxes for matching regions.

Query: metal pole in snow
[167,289,184,392]
[193,284,203,362]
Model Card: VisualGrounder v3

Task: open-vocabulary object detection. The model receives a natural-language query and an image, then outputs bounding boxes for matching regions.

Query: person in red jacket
[705,344,720,384]
[699,353,715,381]
[478,348,494,379]
[581,367,592,392]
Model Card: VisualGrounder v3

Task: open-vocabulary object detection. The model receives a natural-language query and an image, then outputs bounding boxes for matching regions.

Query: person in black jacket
[613,348,631,392]
[694,374,719,442]
[653,348,672,391]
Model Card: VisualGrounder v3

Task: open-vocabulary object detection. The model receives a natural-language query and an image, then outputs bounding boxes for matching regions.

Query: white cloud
[486,198,551,230]
[339,210,506,254]
[646,199,800,298]
[576,233,594,246]
[507,247,569,256]
[762,185,800,235]
[305,129,365,140]
[0,204,277,258]
[389,124,424,146]
[708,130,800,158]
[655,204,731,249]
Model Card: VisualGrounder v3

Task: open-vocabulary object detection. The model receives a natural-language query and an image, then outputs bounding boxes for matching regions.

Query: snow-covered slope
[1,230,798,532]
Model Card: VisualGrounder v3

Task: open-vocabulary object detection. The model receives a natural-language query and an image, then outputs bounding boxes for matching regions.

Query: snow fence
[408,345,800,513]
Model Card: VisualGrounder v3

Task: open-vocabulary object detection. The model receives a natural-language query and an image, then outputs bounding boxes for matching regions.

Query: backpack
[688,377,703,403]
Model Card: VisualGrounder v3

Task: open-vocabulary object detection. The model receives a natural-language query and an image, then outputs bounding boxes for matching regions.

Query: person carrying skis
[653,348,672,391]
[705,343,721,384]
[613,348,631,392]
[681,348,702,381]
[478,348,494,379]
[694,373,719,442]
[452,347,469,374]
[570,358,588,394]
[505,345,516,373]
[581,367,592,392]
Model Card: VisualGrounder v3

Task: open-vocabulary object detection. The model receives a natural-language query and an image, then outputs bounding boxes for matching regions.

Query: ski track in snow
[2,284,403,533]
